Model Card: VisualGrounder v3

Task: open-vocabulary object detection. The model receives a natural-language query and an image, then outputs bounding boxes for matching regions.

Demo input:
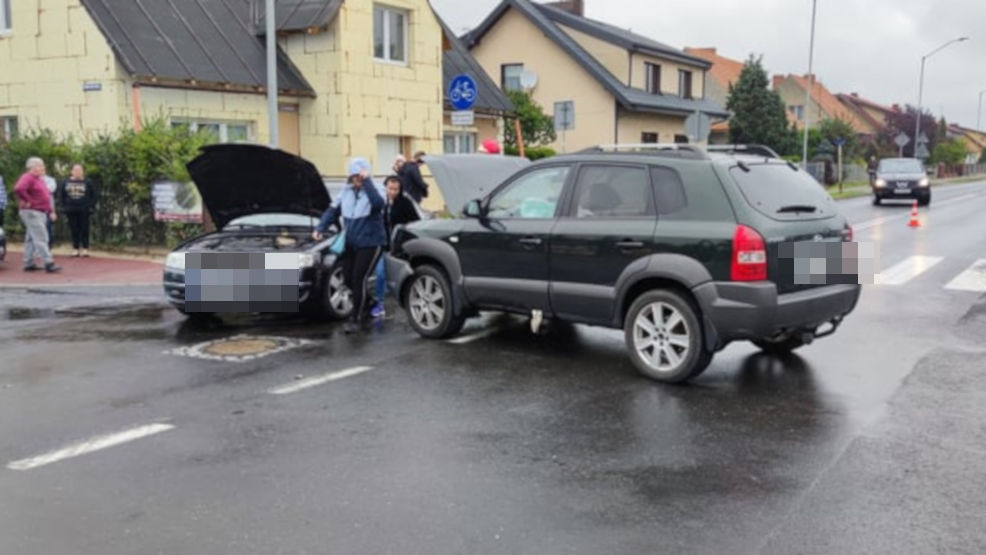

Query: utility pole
[914,37,968,158]
[266,0,279,149]
[801,0,817,169]
[978,89,985,132]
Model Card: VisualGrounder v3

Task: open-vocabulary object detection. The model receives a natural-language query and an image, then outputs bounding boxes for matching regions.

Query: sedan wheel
[323,266,353,320]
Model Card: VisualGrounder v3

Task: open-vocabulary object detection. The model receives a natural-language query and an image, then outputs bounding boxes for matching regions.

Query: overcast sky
[431,0,985,130]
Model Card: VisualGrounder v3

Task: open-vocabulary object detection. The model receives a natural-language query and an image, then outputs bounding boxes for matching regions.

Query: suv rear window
[729,163,835,221]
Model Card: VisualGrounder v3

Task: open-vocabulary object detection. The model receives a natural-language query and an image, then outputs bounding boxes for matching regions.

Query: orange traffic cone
[908,200,921,228]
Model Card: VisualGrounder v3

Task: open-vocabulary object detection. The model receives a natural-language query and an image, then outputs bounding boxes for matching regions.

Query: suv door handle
[616,240,645,249]
[518,237,543,246]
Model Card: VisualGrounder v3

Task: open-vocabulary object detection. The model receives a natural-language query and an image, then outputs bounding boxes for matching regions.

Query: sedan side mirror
[463,199,484,219]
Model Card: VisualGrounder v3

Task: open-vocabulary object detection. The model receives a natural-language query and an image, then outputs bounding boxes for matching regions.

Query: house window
[789,105,805,121]
[373,4,408,64]
[678,70,693,99]
[645,63,661,94]
[674,134,689,144]
[641,132,658,144]
[0,116,17,142]
[443,131,477,154]
[502,64,523,92]
[171,119,253,143]
[0,0,11,33]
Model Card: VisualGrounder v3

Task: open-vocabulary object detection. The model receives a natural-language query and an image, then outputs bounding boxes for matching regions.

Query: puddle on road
[6,307,56,320]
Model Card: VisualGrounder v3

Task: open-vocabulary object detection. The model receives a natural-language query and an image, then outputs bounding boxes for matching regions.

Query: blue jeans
[375,257,387,304]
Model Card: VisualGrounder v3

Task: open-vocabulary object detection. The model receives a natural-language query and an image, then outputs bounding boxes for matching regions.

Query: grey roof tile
[81,0,314,95]
[255,0,342,34]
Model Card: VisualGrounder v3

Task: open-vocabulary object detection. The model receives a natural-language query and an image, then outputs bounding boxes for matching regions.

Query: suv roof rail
[705,144,781,159]
[577,143,709,159]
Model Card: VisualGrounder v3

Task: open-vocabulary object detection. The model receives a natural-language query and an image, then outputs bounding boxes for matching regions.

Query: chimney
[546,0,584,16]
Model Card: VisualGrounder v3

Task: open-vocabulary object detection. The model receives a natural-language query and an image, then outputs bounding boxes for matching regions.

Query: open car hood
[186,144,330,229]
[422,154,530,215]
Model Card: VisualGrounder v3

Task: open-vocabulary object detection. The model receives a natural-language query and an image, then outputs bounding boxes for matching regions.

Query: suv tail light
[731,225,767,281]
[846,225,854,242]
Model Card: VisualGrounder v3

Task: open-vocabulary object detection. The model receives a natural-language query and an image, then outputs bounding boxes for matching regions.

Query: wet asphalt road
[2,181,986,554]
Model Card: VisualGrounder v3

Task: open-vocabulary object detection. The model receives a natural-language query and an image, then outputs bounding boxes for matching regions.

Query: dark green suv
[386,146,861,383]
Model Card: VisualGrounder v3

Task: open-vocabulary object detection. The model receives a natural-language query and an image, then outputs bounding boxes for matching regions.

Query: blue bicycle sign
[449,74,477,111]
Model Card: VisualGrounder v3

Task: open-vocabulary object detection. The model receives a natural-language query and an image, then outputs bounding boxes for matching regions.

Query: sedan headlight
[874,178,887,188]
[918,177,930,187]
[165,252,186,270]
[297,253,316,269]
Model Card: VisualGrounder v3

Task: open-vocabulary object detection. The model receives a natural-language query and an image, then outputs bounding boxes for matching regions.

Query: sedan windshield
[226,213,317,229]
[878,159,924,173]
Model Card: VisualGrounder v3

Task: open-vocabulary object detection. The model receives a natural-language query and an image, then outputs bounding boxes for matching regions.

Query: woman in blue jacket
[313,158,386,334]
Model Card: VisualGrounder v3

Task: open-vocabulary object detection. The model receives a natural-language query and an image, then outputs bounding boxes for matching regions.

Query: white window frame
[444,131,477,154]
[373,4,409,65]
[645,63,661,94]
[171,119,254,143]
[677,69,693,99]
[0,0,11,34]
[0,116,16,141]
[790,105,805,121]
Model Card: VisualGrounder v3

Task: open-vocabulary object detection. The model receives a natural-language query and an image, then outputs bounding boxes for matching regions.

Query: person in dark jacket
[400,151,429,204]
[58,163,98,257]
[371,175,420,318]
[312,158,386,333]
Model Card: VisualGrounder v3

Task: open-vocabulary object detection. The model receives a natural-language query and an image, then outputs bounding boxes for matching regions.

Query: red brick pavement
[0,250,162,286]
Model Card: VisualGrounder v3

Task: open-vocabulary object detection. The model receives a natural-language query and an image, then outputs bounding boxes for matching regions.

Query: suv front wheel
[405,265,466,339]
[624,290,712,383]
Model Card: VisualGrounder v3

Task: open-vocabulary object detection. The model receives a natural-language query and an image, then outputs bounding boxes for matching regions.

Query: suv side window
[570,165,654,218]
[487,166,570,219]
[650,166,687,215]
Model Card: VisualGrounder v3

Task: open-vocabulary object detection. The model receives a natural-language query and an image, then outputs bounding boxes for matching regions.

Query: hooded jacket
[316,177,386,249]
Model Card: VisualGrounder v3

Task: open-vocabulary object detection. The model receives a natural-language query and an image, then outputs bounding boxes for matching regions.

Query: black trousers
[342,246,383,320]
[66,211,91,249]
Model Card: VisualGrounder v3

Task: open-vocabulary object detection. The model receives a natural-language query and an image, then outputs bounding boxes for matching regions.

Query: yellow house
[0,0,457,184]
[463,0,728,152]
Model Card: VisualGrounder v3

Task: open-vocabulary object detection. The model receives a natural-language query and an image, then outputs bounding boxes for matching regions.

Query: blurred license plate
[894,188,911,194]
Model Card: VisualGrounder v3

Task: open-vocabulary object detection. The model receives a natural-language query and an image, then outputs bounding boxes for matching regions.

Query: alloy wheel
[409,275,446,331]
[632,302,691,373]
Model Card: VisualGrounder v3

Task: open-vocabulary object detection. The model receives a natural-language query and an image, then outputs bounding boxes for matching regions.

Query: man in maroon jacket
[14,157,61,273]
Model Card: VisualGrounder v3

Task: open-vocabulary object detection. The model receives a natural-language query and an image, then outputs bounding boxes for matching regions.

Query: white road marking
[447,327,500,345]
[944,259,986,293]
[874,256,943,285]
[853,193,980,231]
[6,423,175,471]
[267,366,374,395]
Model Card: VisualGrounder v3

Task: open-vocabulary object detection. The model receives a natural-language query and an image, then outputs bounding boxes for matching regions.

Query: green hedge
[0,118,210,248]
[504,145,557,161]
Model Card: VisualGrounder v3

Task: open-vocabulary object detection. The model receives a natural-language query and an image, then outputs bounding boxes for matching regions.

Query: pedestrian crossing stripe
[874,256,943,286]
[944,259,986,293]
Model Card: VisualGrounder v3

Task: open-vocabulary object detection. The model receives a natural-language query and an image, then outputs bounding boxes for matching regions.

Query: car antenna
[786,160,798,171]
[737,161,751,173]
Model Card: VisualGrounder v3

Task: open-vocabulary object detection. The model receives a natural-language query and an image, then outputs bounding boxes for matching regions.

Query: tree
[726,55,799,156]
[503,90,556,149]
[930,138,967,166]
[816,117,860,160]
[877,106,939,158]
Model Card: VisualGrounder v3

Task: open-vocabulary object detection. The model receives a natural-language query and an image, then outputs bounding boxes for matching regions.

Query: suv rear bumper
[692,281,861,346]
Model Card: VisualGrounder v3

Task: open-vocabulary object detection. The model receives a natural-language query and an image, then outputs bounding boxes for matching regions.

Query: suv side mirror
[463,199,484,219]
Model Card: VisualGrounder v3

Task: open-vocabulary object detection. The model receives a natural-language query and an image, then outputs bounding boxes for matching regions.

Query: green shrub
[504,145,557,161]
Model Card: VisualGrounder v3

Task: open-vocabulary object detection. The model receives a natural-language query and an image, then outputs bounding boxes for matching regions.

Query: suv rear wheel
[624,290,712,383]
[405,265,466,339]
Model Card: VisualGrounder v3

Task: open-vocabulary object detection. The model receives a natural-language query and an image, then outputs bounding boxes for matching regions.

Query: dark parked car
[387,147,861,383]
[163,144,353,320]
[872,157,931,206]
[0,224,6,263]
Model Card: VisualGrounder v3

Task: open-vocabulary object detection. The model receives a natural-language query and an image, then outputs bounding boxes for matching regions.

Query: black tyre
[872,195,881,206]
[624,289,712,383]
[320,263,354,320]
[752,335,806,355]
[404,265,465,339]
[918,193,931,207]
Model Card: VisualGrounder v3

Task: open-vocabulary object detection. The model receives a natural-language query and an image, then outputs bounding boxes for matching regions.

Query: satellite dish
[520,70,539,91]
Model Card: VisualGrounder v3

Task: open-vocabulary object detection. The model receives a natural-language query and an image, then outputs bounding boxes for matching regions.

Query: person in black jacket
[400,151,429,204]
[371,175,420,318]
[57,164,98,257]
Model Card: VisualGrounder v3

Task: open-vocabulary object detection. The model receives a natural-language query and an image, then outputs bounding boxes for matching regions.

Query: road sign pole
[265,0,278,149]
[837,143,843,194]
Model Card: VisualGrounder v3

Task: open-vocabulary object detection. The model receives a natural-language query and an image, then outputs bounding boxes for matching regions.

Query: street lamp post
[801,0,817,168]
[913,36,968,158]
[265,0,279,149]
[978,89,986,132]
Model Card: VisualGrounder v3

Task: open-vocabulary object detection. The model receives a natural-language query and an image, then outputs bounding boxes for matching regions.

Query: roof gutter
[132,76,316,98]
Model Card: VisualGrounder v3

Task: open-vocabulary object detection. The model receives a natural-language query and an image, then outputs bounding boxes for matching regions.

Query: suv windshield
[729,163,835,221]
[878,159,924,173]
